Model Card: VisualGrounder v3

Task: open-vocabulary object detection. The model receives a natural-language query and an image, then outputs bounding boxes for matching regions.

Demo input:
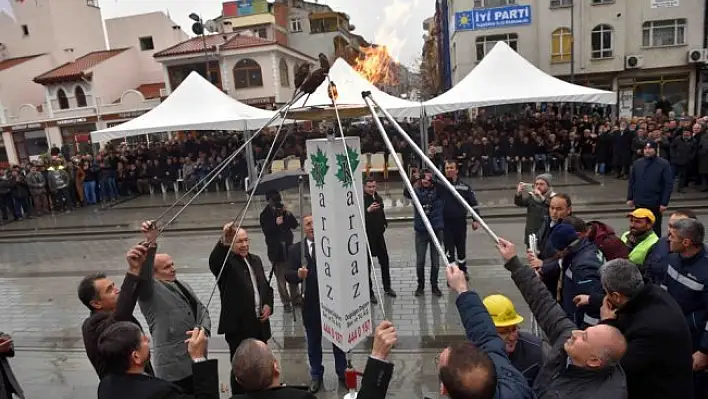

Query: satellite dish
[204,20,219,33]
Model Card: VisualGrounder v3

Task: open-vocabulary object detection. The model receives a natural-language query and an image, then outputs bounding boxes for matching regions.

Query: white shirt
[307,239,315,259]
[243,257,261,317]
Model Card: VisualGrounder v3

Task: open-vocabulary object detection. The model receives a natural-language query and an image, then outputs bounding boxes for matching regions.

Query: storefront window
[61,123,96,158]
[632,75,688,117]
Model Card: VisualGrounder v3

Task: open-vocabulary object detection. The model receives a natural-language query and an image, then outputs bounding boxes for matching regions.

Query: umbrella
[247,169,309,196]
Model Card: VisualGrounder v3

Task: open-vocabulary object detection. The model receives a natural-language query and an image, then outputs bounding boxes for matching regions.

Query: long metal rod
[364,92,500,244]
[363,95,448,268]
[198,103,294,325]
[328,77,386,319]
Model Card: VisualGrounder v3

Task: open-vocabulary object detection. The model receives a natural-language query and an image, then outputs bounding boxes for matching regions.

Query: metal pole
[298,175,306,301]
[569,1,575,116]
[363,95,447,263]
[364,92,500,244]
[201,19,210,83]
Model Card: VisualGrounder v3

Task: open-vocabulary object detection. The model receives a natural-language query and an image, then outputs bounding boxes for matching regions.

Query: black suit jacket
[0,335,24,399]
[284,240,319,320]
[358,357,394,399]
[98,359,219,399]
[208,244,274,339]
[81,269,154,379]
[231,386,315,399]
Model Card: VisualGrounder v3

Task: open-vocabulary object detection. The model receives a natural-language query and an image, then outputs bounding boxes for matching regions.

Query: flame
[353,45,399,87]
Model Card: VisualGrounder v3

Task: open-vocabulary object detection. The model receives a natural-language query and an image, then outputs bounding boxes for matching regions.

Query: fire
[353,45,399,87]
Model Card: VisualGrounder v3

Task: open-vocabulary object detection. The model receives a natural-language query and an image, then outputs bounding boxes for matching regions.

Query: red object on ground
[344,367,363,390]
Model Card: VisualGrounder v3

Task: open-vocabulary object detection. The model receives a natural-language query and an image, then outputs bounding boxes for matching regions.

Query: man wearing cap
[548,223,605,328]
[621,209,660,272]
[483,294,544,387]
[627,141,673,236]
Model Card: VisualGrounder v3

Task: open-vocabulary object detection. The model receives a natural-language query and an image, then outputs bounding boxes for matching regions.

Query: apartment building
[442,0,706,116]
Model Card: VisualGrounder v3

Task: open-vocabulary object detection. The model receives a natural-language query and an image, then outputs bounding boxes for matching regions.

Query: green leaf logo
[309,147,329,188]
[335,146,360,188]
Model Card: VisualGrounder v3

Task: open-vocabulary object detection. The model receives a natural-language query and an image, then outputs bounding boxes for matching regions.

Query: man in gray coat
[496,237,628,399]
[139,222,211,393]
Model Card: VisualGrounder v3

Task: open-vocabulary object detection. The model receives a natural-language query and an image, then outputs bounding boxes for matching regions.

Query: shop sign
[243,96,275,105]
[57,117,88,126]
[455,5,531,31]
[619,90,634,119]
[118,110,148,119]
[651,0,678,7]
[11,123,43,131]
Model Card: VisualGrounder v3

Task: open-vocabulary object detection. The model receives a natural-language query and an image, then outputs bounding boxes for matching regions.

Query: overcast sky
[99,0,433,68]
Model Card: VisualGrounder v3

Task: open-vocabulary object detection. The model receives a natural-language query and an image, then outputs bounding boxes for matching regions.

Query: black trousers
[444,218,468,272]
[636,205,663,237]
[173,375,194,394]
[367,232,391,291]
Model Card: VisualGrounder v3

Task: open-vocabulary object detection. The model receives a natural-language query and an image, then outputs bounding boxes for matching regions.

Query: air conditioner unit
[159,88,168,97]
[625,55,644,69]
[687,49,707,64]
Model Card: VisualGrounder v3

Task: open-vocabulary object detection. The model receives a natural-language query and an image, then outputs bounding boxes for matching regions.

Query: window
[591,24,613,59]
[57,89,69,109]
[279,59,289,87]
[642,19,686,47]
[473,0,516,7]
[591,0,613,4]
[253,28,267,39]
[233,59,263,89]
[475,33,518,61]
[290,18,303,32]
[21,25,29,36]
[87,0,99,7]
[75,86,87,107]
[139,36,154,51]
[550,0,572,7]
[551,27,572,63]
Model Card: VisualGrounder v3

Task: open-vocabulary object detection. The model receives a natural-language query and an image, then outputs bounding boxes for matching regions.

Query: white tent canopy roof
[91,72,281,142]
[423,41,616,116]
[288,58,422,120]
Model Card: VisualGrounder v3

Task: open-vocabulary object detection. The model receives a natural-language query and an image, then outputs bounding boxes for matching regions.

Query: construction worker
[483,294,544,387]
[621,208,660,272]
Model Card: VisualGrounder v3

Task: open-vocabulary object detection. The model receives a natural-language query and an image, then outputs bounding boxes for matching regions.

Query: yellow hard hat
[483,294,524,327]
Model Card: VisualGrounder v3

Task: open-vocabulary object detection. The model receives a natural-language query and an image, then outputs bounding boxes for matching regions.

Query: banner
[651,0,679,7]
[455,5,532,31]
[306,136,372,352]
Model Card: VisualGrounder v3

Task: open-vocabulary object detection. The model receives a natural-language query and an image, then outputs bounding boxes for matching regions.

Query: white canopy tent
[288,58,422,120]
[91,71,283,142]
[423,41,616,116]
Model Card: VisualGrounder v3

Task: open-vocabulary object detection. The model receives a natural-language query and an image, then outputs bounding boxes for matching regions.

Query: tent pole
[244,120,257,191]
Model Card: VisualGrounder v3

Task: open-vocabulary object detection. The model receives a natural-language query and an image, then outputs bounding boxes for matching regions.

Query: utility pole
[569,0,575,116]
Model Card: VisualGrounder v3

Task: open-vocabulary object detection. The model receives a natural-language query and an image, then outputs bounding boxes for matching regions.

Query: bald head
[565,324,627,369]
[153,253,176,282]
[232,339,279,392]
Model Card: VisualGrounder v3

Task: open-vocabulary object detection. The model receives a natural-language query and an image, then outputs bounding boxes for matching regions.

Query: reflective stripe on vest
[621,231,659,265]
[667,265,704,291]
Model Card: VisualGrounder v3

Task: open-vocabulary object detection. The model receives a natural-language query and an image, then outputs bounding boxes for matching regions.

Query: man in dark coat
[670,130,698,192]
[597,259,693,399]
[285,215,346,393]
[259,190,301,312]
[97,322,218,399]
[0,332,23,399]
[363,178,395,302]
[497,238,628,399]
[79,243,155,379]
[230,320,396,399]
[208,224,274,396]
[612,123,633,179]
[627,141,673,236]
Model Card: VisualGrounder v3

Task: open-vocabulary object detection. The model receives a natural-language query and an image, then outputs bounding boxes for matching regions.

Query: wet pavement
[2,171,707,398]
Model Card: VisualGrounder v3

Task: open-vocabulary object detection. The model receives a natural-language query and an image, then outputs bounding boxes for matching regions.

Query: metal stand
[362,94,447,263]
[362,92,500,244]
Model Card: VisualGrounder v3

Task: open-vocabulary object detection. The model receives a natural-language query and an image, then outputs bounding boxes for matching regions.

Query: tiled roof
[136,82,165,99]
[154,33,237,58]
[220,35,275,51]
[0,54,44,72]
[33,49,129,85]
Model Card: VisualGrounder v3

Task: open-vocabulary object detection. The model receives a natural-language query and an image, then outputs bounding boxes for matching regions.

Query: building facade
[445,0,707,117]
[0,1,187,165]
[421,16,442,99]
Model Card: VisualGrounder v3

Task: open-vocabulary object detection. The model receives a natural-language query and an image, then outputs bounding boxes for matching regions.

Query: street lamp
[189,13,211,83]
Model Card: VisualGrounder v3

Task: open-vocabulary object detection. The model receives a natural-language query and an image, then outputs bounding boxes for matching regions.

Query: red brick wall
[275,30,288,46]
[273,3,288,29]
[223,1,238,17]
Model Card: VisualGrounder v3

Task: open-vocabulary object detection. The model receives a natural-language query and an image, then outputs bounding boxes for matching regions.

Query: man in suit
[138,221,212,393]
[363,178,396,302]
[79,242,154,379]
[97,322,218,399]
[259,190,301,313]
[0,333,24,399]
[208,223,274,395]
[230,320,396,399]
[285,215,346,393]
